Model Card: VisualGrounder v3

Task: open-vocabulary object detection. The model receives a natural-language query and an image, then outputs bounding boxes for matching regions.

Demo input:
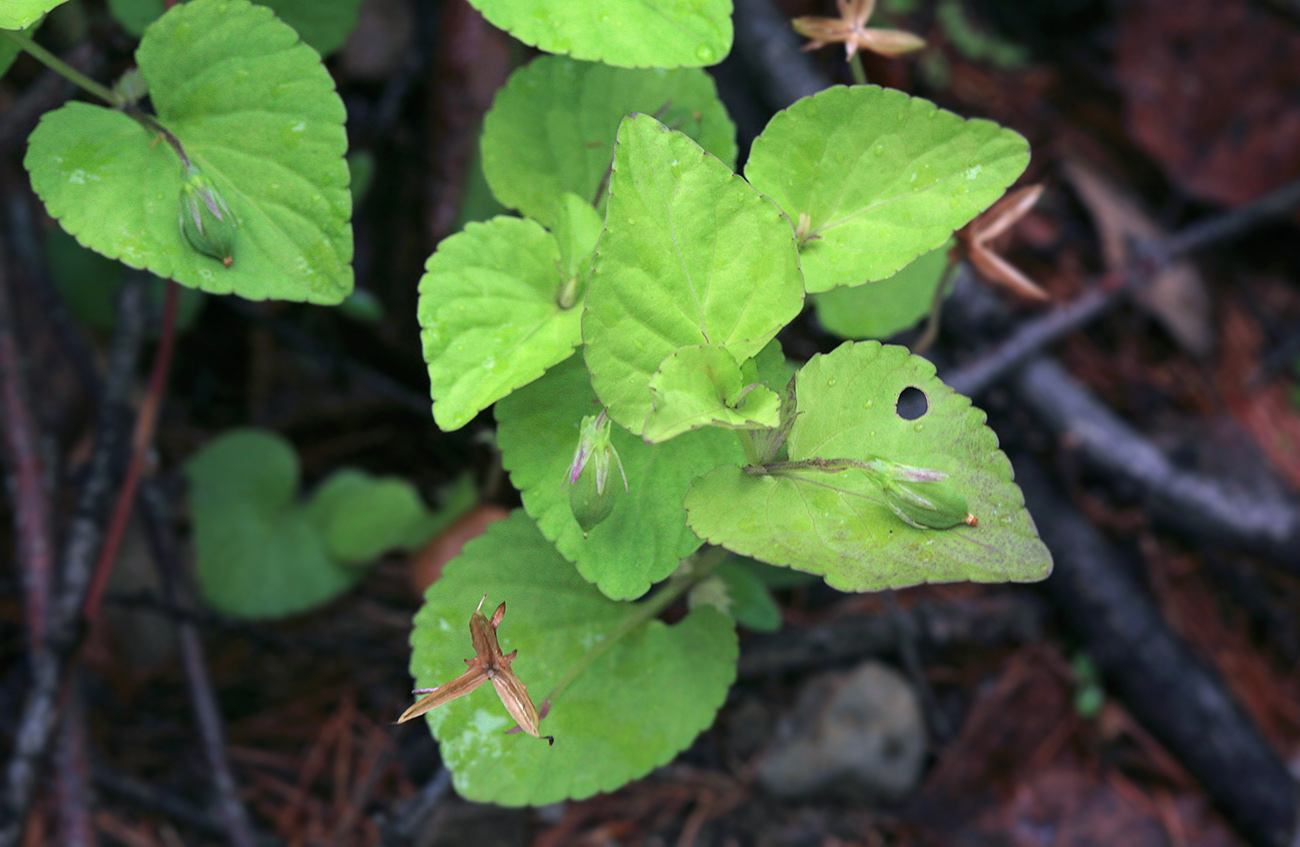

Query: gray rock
[756,661,927,803]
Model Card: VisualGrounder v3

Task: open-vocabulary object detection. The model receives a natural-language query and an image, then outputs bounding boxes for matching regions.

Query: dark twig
[0,236,54,657]
[92,766,228,841]
[732,0,829,113]
[377,767,452,847]
[54,679,95,847]
[81,278,179,624]
[946,176,1300,398]
[0,279,147,847]
[1014,454,1297,847]
[138,480,259,847]
[1014,358,1300,572]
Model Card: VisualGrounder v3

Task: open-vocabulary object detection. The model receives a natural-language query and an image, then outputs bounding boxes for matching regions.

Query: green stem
[3,30,121,107]
[542,546,728,707]
[736,430,759,465]
[911,256,959,356]
[850,52,869,86]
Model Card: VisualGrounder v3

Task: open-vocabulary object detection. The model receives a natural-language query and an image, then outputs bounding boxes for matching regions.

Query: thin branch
[946,177,1300,398]
[0,236,54,657]
[138,480,259,847]
[0,278,147,847]
[54,679,95,847]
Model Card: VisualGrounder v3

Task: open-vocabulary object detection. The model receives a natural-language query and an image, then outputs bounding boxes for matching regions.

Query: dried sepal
[792,0,925,61]
[954,184,1047,302]
[397,594,552,744]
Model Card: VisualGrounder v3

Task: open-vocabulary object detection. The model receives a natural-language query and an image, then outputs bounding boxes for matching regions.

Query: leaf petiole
[3,29,121,107]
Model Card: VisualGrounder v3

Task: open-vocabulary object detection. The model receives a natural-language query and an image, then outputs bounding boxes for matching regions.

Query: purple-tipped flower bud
[178,164,235,267]
[869,459,976,530]
[566,411,628,535]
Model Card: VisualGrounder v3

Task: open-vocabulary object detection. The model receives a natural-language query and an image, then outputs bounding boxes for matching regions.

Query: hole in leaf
[896,387,928,420]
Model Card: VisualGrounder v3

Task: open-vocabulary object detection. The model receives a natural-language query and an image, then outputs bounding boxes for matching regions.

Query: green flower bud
[566,411,628,535]
[880,474,976,530]
[864,460,976,530]
[178,164,235,267]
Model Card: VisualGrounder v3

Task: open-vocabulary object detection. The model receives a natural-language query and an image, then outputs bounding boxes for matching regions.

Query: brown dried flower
[792,0,925,60]
[397,595,553,745]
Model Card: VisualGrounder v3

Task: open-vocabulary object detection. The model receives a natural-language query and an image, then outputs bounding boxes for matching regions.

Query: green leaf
[583,114,803,435]
[0,1,61,29]
[496,354,742,600]
[685,342,1052,591]
[305,470,432,564]
[480,55,736,231]
[418,216,583,431]
[408,511,738,805]
[108,0,364,54]
[813,244,951,340]
[186,429,435,618]
[644,345,781,443]
[465,0,732,69]
[711,558,782,632]
[745,85,1028,293]
[552,192,604,300]
[186,429,363,618]
[26,0,352,304]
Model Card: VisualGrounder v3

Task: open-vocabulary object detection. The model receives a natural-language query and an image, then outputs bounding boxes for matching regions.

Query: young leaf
[644,345,781,443]
[465,0,733,69]
[0,1,62,29]
[408,511,738,805]
[418,216,582,431]
[583,114,803,436]
[745,85,1028,293]
[26,0,352,304]
[481,55,736,231]
[710,558,783,632]
[496,354,742,601]
[684,342,1052,591]
[186,429,435,618]
[813,244,950,340]
[107,0,365,55]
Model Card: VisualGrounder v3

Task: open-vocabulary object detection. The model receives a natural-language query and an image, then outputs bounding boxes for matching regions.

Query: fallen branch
[1014,454,1297,847]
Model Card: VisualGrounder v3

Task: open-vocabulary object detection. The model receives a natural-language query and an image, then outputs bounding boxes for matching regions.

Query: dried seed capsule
[178,164,235,267]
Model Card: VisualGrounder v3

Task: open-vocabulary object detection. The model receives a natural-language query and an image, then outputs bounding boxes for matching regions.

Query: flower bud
[178,164,235,267]
[880,475,976,530]
[566,411,628,535]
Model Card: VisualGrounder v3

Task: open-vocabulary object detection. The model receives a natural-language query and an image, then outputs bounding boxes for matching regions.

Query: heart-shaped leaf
[465,0,732,69]
[644,345,781,443]
[186,429,435,618]
[583,114,803,435]
[408,510,738,805]
[685,342,1052,591]
[745,85,1028,293]
[481,55,736,231]
[418,215,583,431]
[26,0,352,304]
[813,244,951,340]
[496,353,742,600]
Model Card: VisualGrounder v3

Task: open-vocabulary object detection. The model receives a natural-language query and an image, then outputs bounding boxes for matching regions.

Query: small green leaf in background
[26,0,352,304]
[745,85,1028,293]
[709,558,783,632]
[813,244,951,340]
[45,227,206,334]
[408,511,738,805]
[496,354,742,601]
[0,21,40,76]
[466,0,732,69]
[107,0,364,55]
[0,1,62,29]
[583,114,803,436]
[186,429,437,618]
[685,342,1052,591]
[418,216,582,431]
[644,345,781,443]
[480,55,736,231]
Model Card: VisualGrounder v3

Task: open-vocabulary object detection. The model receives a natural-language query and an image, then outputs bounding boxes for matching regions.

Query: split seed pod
[397,595,552,744]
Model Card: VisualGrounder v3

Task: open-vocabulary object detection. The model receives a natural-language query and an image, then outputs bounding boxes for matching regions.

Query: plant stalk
[2,30,121,107]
